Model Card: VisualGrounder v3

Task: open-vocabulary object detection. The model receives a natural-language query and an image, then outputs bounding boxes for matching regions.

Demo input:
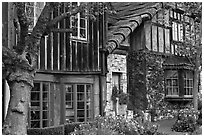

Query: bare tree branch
[14,2,29,54]
[47,2,87,29]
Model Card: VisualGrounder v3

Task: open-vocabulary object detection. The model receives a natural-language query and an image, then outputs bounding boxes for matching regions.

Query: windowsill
[70,37,87,42]
[184,95,193,97]
[165,95,179,97]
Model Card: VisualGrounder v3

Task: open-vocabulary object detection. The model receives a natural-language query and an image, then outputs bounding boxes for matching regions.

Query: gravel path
[154,118,187,135]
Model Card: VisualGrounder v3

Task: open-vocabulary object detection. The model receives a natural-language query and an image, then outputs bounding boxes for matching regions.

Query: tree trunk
[193,61,199,111]
[2,69,33,135]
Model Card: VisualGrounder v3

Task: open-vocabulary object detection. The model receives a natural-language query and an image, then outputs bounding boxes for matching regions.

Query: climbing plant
[127,50,165,114]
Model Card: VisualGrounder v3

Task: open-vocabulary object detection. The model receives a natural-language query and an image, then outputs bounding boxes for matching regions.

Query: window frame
[25,2,45,31]
[29,82,51,128]
[112,72,122,90]
[70,2,88,41]
[184,71,193,97]
[65,83,93,123]
[165,70,179,97]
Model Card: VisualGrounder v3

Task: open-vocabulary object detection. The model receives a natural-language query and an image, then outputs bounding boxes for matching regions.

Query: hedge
[27,125,64,135]
[64,122,81,135]
[27,122,84,135]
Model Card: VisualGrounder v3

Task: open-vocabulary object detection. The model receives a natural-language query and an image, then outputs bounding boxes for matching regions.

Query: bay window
[184,71,193,97]
[165,70,179,96]
[165,70,194,98]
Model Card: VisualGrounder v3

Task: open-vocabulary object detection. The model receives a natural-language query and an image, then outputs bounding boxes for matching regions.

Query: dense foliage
[70,115,160,135]
[171,108,199,133]
[111,86,129,105]
[127,50,165,114]
[127,51,148,111]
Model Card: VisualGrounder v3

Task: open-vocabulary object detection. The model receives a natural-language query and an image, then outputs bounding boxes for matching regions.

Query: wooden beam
[50,28,73,33]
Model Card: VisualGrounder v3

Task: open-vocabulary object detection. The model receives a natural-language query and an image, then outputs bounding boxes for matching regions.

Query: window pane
[77,85,84,92]
[173,88,178,95]
[80,29,86,38]
[87,110,89,118]
[178,24,183,42]
[43,83,49,91]
[66,85,72,92]
[31,121,40,128]
[71,17,78,27]
[66,101,72,108]
[77,118,85,122]
[112,73,120,88]
[43,111,48,119]
[165,29,170,53]
[31,102,40,108]
[66,93,72,101]
[172,79,178,86]
[43,92,48,101]
[43,102,48,110]
[167,88,171,95]
[31,111,40,120]
[77,93,84,101]
[77,110,84,117]
[77,102,84,109]
[166,79,171,86]
[43,120,48,128]
[72,28,78,37]
[80,19,85,28]
[152,25,158,51]
[31,92,40,101]
[189,89,193,95]
[32,83,40,91]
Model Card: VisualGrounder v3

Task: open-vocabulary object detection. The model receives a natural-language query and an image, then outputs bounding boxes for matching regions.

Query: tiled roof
[106,2,162,54]
[163,56,195,70]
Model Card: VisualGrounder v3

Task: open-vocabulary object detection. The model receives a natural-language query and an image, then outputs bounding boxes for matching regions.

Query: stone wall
[105,54,127,116]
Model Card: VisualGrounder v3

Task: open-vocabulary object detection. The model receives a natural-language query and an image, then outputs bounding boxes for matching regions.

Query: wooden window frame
[165,70,194,98]
[25,2,45,31]
[184,71,193,97]
[65,83,93,123]
[29,82,51,128]
[165,70,179,97]
[70,2,88,41]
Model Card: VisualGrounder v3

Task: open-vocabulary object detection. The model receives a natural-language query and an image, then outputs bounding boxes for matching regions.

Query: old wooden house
[2,2,200,129]
[2,2,108,128]
[105,2,198,112]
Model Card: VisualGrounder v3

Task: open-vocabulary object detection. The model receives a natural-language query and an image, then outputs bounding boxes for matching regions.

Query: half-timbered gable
[2,2,107,129]
[29,2,108,128]
[38,2,105,73]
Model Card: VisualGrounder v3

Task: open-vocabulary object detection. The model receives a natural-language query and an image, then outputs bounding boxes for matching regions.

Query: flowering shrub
[111,86,129,105]
[118,92,129,105]
[171,108,199,133]
[70,115,159,135]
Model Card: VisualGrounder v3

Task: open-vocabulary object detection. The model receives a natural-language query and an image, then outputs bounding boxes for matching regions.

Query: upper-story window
[70,2,87,40]
[25,2,45,31]
[170,9,195,43]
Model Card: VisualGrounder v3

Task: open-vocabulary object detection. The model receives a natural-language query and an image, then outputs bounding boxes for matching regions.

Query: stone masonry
[105,54,127,116]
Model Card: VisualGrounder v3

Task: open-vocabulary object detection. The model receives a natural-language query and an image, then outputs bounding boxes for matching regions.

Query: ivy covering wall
[127,50,165,112]
[127,50,147,111]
